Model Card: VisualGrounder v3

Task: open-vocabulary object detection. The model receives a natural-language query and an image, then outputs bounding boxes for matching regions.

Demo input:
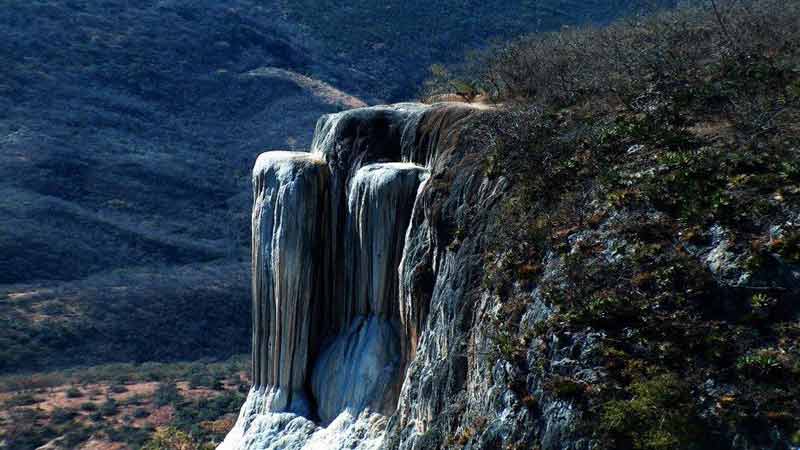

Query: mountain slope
[0,0,654,373]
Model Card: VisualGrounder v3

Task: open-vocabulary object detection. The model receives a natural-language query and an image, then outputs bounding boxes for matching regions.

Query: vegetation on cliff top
[431,0,800,448]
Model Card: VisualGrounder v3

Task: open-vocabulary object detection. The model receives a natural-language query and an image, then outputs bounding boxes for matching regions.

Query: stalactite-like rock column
[220,103,497,450]
[345,162,430,322]
[251,151,328,415]
[311,162,428,424]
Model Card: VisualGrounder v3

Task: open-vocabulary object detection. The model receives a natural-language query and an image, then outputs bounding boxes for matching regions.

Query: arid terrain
[0,358,250,449]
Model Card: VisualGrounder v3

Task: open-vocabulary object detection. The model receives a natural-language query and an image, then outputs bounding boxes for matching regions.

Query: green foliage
[792,430,800,445]
[188,367,220,389]
[171,391,245,443]
[600,374,704,450]
[80,401,98,412]
[4,392,38,407]
[50,407,77,425]
[142,426,200,450]
[154,382,182,407]
[547,377,586,400]
[60,425,93,449]
[736,348,788,379]
[108,384,128,394]
[106,425,153,447]
[66,386,83,398]
[491,327,527,363]
[99,398,119,416]
[772,229,800,263]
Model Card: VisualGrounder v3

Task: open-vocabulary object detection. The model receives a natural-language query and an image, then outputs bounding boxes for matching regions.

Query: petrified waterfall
[313,162,426,424]
[221,104,439,450]
[250,151,328,417]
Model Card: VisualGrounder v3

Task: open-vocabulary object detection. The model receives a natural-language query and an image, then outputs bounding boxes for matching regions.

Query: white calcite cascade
[220,105,431,450]
[249,151,328,416]
[312,162,427,425]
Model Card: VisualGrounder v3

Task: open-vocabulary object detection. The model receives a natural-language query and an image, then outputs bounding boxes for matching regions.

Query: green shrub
[50,407,77,424]
[189,371,213,389]
[99,398,118,416]
[4,392,38,407]
[600,373,704,449]
[736,348,786,379]
[547,376,585,400]
[772,230,800,264]
[154,382,181,406]
[60,425,92,448]
[79,401,98,412]
[142,426,199,450]
[108,384,128,394]
[792,430,800,446]
[66,386,83,398]
[107,425,151,447]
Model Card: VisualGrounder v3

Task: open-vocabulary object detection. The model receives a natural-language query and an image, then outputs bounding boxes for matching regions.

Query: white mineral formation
[250,151,327,415]
[311,163,428,425]
[311,315,401,425]
[221,106,432,449]
[343,163,429,322]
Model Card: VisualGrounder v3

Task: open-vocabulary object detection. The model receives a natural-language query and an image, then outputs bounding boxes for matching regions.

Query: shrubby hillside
[419,0,800,448]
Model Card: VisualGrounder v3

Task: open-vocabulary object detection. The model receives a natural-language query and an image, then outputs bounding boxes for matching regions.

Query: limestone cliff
[220,102,511,449]
[221,95,800,450]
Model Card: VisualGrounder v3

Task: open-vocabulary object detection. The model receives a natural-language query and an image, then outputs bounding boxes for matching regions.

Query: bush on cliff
[431,0,800,448]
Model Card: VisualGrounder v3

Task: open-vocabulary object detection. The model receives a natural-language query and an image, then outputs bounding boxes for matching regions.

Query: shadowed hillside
[0,0,655,375]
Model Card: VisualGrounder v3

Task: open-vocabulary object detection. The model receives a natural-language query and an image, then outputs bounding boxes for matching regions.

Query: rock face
[222,101,603,450]
[250,152,328,416]
[221,105,438,449]
[227,101,665,450]
[344,163,428,321]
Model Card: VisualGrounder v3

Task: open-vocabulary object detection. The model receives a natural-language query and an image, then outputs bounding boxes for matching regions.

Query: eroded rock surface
[224,101,646,450]
[222,105,443,449]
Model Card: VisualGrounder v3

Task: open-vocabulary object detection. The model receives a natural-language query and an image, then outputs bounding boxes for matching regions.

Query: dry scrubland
[0,357,249,450]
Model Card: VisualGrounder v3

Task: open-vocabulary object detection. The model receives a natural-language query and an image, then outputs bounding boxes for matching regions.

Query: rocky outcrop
[250,151,328,416]
[222,101,632,450]
[221,104,446,449]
